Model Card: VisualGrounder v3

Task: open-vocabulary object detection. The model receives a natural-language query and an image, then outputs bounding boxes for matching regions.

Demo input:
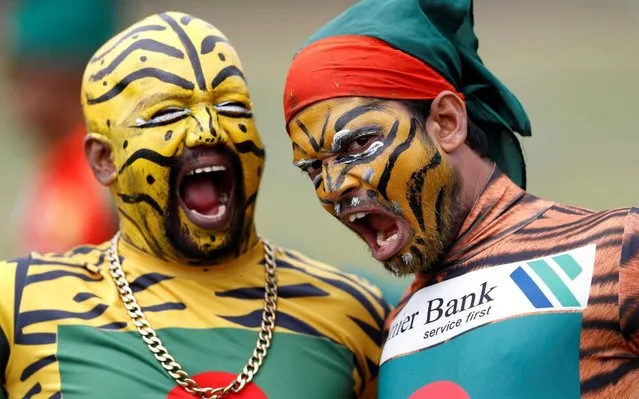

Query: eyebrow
[214,86,249,98]
[331,125,380,152]
[133,92,193,111]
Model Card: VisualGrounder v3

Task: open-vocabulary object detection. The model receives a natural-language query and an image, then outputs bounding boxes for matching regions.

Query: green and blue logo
[510,254,583,309]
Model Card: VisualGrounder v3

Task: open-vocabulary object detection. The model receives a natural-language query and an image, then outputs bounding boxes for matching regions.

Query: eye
[344,135,377,153]
[306,160,322,178]
[296,159,322,186]
[214,101,253,118]
[136,107,191,128]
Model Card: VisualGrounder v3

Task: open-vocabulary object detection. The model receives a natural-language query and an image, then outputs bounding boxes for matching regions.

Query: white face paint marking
[136,108,191,127]
[340,141,384,164]
[294,159,316,170]
[402,253,414,265]
[350,197,361,207]
[364,168,375,184]
[295,159,322,187]
[334,203,341,216]
[331,129,352,152]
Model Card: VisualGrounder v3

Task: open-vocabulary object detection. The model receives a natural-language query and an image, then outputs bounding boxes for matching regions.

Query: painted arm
[619,208,639,355]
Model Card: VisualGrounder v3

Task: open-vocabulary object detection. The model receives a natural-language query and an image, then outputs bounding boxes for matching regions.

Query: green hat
[284,0,531,188]
[7,0,119,69]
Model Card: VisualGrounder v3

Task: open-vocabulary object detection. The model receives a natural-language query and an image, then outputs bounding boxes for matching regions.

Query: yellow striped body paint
[289,98,458,275]
[82,12,264,262]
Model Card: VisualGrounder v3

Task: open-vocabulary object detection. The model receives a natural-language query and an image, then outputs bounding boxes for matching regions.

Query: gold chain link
[106,232,278,399]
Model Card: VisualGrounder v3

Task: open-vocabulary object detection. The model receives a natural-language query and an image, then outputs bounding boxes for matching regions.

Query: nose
[320,161,362,204]
[185,106,223,148]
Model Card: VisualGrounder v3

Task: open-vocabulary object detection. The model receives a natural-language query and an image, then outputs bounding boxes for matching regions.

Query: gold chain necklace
[106,232,278,398]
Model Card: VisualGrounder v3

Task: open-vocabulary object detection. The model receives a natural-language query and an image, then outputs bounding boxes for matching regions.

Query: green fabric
[57,326,355,398]
[7,0,119,69]
[379,313,582,398]
[302,0,531,188]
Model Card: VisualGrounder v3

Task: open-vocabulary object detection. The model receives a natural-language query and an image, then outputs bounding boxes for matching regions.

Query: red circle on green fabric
[409,381,470,399]
[167,371,268,398]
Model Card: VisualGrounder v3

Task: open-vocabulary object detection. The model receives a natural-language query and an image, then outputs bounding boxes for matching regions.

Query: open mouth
[341,205,412,261]
[176,150,236,231]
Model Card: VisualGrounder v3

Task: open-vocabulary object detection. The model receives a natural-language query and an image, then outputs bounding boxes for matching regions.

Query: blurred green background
[0,0,637,304]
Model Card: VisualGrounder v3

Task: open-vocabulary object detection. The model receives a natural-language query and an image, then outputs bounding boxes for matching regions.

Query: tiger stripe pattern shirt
[381,170,639,399]
[0,240,389,398]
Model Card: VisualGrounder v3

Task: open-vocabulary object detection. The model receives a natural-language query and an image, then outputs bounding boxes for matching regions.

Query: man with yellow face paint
[0,12,389,399]
[283,0,639,398]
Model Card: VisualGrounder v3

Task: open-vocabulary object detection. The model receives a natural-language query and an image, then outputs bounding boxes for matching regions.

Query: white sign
[381,245,596,365]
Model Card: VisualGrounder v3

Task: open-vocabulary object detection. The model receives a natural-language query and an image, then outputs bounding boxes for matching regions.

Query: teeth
[186,165,226,176]
[348,212,368,223]
[192,204,227,220]
[376,230,399,247]
[215,204,227,217]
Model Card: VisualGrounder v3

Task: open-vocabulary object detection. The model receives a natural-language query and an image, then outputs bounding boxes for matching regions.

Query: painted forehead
[82,12,247,127]
[289,97,407,156]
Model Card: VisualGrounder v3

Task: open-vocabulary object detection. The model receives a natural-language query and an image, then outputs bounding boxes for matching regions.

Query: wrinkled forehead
[288,97,406,153]
[82,12,246,125]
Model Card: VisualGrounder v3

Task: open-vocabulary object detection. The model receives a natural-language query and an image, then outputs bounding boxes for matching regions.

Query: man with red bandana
[282,0,639,397]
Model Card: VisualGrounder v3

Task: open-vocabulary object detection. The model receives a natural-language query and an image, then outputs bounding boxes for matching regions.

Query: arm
[619,208,639,354]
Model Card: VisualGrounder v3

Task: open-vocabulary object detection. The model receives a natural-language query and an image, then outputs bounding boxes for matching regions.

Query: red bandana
[283,35,463,127]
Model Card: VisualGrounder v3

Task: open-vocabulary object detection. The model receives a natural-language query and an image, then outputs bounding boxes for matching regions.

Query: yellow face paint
[82,12,264,263]
[289,97,458,275]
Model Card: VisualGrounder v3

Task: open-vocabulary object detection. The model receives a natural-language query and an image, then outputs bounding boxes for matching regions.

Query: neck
[117,223,260,266]
[457,152,495,216]
[116,234,265,279]
[447,149,495,241]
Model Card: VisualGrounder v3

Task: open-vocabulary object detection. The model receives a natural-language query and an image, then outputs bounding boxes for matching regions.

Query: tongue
[182,175,220,214]
[368,214,396,232]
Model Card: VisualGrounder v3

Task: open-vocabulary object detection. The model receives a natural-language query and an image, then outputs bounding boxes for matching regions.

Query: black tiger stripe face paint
[82,12,264,263]
[289,97,459,275]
